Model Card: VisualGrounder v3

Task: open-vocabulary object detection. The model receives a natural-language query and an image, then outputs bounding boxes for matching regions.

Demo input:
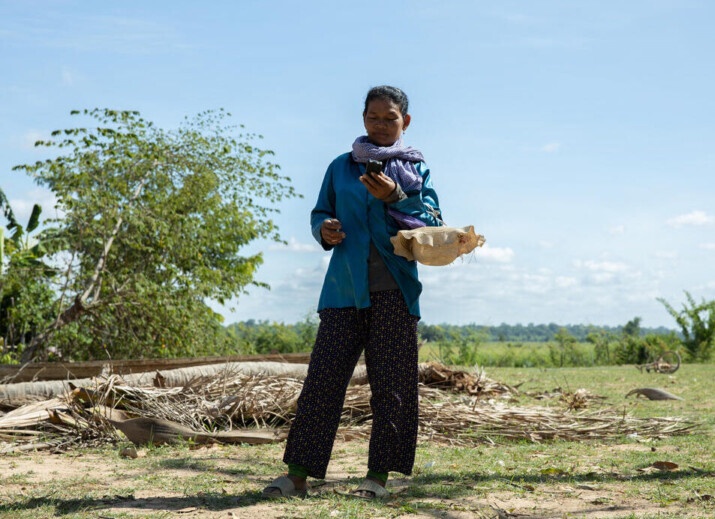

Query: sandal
[261,476,308,499]
[352,478,389,499]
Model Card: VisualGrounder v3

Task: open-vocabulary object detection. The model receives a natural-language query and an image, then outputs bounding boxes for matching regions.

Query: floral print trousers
[283,289,420,479]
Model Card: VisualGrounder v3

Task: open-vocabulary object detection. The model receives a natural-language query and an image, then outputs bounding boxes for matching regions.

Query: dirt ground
[3,365,714,518]
[2,439,712,519]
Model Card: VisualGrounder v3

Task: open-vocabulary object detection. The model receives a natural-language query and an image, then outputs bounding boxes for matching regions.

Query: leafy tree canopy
[10,108,298,362]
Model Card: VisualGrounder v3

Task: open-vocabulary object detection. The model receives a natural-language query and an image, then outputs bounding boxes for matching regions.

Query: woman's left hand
[359,171,396,201]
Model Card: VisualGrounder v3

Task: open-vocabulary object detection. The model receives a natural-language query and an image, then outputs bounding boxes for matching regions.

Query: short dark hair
[363,85,409,116]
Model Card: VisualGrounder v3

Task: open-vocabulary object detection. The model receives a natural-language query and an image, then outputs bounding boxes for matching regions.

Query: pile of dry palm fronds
[0,362,698,453]
[418,362,520,396]
[415,386,694,444]
[526,387,607,410]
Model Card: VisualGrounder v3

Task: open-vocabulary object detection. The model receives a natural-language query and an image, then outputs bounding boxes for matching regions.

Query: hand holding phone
[364,159,383,179]
[360,159,396,200]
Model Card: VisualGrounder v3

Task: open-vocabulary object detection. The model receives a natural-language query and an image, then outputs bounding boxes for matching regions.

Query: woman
[262,85,442,499]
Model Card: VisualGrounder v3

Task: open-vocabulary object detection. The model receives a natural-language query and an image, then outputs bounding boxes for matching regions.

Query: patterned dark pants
[283,289,420,479]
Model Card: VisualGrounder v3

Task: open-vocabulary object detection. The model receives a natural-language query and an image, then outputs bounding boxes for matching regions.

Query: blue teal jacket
[310,152,442,318]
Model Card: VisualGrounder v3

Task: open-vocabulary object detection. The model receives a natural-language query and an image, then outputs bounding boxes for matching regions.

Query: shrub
[658,292,715,361]
[548,328,586,367]
[436,330,483,367]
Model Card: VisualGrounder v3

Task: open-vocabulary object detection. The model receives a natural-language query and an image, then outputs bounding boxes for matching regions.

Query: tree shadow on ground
[414,468,706,485]
[395,506,641,519]
[391,468,707,500]
[155,456,261,476]
[0,490,264,516]
[1,469,704,517]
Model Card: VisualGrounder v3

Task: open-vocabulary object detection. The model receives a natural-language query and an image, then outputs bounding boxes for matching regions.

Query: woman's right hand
[321,219,346,245]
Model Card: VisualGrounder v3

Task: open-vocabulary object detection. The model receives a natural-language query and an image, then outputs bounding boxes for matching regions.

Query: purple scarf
[351,136,426,229]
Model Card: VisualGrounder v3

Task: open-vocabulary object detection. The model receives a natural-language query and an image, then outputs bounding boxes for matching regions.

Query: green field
[420,340,600,367]
[1,364,713,518]
[418,340,709,369]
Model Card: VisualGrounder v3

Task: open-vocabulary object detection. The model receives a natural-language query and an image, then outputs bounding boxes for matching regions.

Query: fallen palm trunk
[0,361,319,406]
[0,353,313,384]
[1,361,511,409]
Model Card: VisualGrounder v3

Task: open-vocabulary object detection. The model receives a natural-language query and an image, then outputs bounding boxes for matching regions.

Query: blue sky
[1,0,713,328]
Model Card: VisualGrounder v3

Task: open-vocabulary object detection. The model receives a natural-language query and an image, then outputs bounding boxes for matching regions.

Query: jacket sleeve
[388,162,443,227]
[310,163,336,251]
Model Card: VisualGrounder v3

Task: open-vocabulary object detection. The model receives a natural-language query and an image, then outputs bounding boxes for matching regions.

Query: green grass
[0,365,713,518]
[420,340,599,367]
[420,340,715,368]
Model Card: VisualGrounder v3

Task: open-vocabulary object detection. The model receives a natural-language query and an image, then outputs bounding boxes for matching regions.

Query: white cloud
[319,256,330,270]
[8,189,59,225]
[61,67,73,86]
[541,142,561,153]
[268,237,320,253]
[555,276,577,288]
[667,210,714,227]
[573,259,642,288]
[2,14,199,55]
[415,252,660,325]
[17,130,49,150]
[608,224,625,235]
[219,245,670,326]
[654,251,678,259]
[475,244,514,263]
[519,37,591,50]
[692,280,715,291]
[575,259,629,273]
[700,243,715,250]
[220,256,328,322]
[488,10,542,25]
[538,240,554,249]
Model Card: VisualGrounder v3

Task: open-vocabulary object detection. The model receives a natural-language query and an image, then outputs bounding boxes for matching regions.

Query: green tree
[549,327,582,367]
[0,192,57,361]
[13,108,298,362]
[587,331,615,365]
[437,329,483,367]
[658,292,715,361]
[615,334,650,365]
[224,314,318,355]
[623,316,642,337]
[418,323,447,343]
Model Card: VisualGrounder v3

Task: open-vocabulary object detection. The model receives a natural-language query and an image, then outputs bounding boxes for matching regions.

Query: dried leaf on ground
[651,461,679,471]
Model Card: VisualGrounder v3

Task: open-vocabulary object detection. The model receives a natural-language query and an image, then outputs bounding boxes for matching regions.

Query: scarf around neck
[351,136,425,193]
[351,136,427,229]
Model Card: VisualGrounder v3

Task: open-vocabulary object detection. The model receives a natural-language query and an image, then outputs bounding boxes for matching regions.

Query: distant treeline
[223,318,677,352]
[417,322,677,343]
[222,317,712,367]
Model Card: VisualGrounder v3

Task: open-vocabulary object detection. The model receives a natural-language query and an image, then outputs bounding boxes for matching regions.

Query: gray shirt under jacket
[369,183,407,292]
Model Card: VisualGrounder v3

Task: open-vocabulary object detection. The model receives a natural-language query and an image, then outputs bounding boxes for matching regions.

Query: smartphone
[365,159,383,179]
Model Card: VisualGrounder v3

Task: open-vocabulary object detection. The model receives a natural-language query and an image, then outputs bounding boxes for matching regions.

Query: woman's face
[363,98,411,147]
